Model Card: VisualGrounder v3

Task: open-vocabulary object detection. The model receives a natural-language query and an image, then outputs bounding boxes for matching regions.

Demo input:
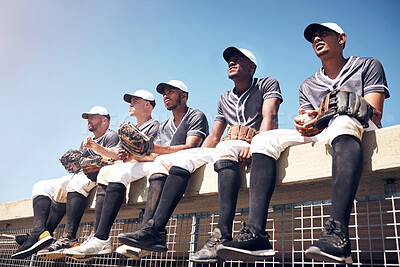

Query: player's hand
[118,147,130,162]
[83,137,98,149]
[294,109,320,137]
[238,146,252,168]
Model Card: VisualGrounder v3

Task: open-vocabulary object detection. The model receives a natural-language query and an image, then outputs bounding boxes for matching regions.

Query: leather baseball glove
[222,125,258,143]
[118,122,154,157]
[60,149,84,174]
[81,155,115,181]
[315,89,379,130]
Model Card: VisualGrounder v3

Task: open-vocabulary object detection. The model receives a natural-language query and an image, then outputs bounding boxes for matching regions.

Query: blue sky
[0,0,399,204]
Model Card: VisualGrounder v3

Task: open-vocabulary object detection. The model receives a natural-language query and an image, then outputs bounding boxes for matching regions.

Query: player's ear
[249,62,256,75]
[338,33,347,45]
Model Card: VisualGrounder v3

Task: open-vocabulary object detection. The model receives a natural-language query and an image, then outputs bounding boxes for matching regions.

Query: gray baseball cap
[304,22,345,43]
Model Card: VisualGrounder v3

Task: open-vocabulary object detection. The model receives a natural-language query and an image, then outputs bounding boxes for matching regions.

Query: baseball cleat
[12,230,54,259]
[190,228,231,263]
[118,219,167,252]
[65,236,112,257]
[305,219,353,264]
[216,223,275,261]
[116,245,152,259]
[37,237,79,259]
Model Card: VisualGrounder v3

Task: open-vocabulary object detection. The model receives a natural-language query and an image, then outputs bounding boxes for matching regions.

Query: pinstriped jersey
[155,107,209,146]
[215,77,283,131]
[299,56,390,111]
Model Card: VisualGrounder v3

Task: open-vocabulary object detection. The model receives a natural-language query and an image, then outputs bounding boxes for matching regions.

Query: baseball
[297,113,315,125]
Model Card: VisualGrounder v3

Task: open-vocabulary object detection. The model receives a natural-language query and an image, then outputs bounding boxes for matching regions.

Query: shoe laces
[320,219,348,246]
[205,233,222,247]
[236,223,269,241]
[80,232,95,247]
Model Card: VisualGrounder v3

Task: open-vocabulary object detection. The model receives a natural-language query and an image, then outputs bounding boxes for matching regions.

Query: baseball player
[117,47,283,263]
[12,106,119,259]
[65,80,209,259]
[36,90,159,260]
[216,23,389,263]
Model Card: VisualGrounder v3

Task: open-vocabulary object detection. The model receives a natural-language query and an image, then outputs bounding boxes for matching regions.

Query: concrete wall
[1,125,399,229]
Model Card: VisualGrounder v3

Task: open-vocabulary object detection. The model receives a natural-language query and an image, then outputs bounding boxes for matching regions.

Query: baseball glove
[118,122,154,157]
[81,155,115,181]
[222,125,258,143]
[60,149,84,174]
[314,89,379,130]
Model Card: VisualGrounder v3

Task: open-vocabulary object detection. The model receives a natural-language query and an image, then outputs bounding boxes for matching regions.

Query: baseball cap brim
[223,47,257,66]
[304,23,344,43]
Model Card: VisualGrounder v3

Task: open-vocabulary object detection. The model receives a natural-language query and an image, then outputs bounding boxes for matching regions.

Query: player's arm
[152,135,204,155]
[201,120,227,148]
[239,97,281,166]
[364,92,385,126]
[83,137,119,159]
[259,97,281,132]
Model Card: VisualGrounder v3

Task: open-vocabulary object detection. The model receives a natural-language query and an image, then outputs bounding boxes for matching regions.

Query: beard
[165,97,181,111]
[88,123,96,132]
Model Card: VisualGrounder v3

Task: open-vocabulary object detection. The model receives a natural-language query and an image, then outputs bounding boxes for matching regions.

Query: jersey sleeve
[102,130,120,148]
[144,121,160,140]
[260,77,283,102]
[363,58,390,98]
[215,96,226,122]
[299,83,315,110]
[187,110,209,140]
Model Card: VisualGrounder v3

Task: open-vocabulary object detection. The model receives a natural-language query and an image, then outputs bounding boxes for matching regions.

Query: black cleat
[118,219,167,252]
[216,223,275,261]
[305,219,353,264]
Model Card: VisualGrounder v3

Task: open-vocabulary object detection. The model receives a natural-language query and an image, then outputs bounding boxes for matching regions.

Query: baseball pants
[150,139,250,176]
[251,115,377,160]
[32,173,97,203]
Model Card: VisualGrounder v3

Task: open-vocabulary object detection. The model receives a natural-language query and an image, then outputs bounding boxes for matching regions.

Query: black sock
[141,174,167,227]
[152,167,190,230]
[247,153,277,234]
[214,160,240,237]
[31,195,51,235]
[94,184,107,232]
[45,201,66,234]
[63,192,87,239]
[95,182,126,240]
[330,134,363,235]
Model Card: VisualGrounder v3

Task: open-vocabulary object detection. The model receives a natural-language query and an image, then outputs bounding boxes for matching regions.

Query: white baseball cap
[124,89,155,103]
[304,22,345,43]
[82,106,109,119]
[156,80,189,94]
[223,47,257,66]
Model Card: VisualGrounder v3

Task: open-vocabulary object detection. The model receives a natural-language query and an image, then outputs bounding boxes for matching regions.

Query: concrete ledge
[1,125,400,223]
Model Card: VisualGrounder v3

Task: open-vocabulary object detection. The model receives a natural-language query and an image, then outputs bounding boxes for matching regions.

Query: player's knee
[169,166,191,180]
[32,180,51,198]
[214,159,239,172]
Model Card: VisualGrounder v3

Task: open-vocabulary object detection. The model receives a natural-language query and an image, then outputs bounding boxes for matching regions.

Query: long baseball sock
[31,195,52,235]
[152,167,191,231]
[45,201,66,234]
[95,182,126,240]
[94,184,107,232]
[63,192,87,239]
[330,134,363,236]
[141,174,167,227]
[247,153,277,234]
[214,160,241,237]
